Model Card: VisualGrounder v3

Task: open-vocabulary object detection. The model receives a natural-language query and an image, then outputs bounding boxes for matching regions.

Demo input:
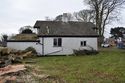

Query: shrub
[74,49,99,55]
[21,28,33,34]
[24,47,37,54]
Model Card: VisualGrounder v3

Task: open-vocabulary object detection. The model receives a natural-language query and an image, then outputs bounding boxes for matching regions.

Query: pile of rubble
[0,65,46,83]
[0,47,36,68]
[0,65,26,82]
[0,47,66,83]
[0,47,36,82]
[0,65,66,83]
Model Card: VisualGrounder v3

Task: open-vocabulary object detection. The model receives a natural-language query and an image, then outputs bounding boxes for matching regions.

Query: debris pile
[0,46,37,82]
[0,47,36,68]
[0,65,26,76]
[0,47,66,83]
[0,65,26,83]
[0,65,66,83]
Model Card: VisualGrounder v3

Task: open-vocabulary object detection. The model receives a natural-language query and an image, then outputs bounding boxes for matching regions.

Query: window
[81,41,87,46]
[53,38,62,47]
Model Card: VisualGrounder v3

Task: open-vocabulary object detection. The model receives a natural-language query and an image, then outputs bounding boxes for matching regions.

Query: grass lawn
[26,48,125,83]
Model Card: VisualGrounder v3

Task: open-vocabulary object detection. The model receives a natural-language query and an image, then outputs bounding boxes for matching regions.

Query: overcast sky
[0,0,125,37]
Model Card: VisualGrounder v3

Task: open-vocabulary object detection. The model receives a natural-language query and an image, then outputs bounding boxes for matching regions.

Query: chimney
[46,26,50,34]
[62,13,68,22]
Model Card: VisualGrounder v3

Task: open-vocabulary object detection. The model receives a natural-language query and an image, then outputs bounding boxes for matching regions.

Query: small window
[81,41,87,46]
[58,38,62,46]
[54,39,58,46]
[53,38,62,47]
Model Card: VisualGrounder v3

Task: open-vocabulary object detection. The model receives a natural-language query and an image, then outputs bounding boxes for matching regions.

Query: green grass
[26,48,125,83]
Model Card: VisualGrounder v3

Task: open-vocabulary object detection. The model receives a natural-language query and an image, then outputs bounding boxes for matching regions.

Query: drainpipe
[42,37,44,56]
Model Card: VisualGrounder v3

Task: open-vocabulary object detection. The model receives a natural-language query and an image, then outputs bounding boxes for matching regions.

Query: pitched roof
[34,21,98,37]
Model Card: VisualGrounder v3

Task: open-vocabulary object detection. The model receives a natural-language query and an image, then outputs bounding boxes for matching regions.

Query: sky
[0,0,125,37]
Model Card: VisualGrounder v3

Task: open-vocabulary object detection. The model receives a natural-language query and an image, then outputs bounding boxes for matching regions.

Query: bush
[74,49,99,55]
[24,47,37,54]
[21,28,33,34]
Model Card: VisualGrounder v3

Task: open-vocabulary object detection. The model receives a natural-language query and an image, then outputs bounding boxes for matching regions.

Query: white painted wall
[40,37,98,55]
[7,37,98,55]
[7,42,42,54]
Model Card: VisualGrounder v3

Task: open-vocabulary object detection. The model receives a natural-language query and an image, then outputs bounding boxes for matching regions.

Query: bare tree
[1,34,8,47]
[84,0,125,36]
[45,16,53,21]
[54,13,74,22]
[74,9,95,23]
[54,15,63,21]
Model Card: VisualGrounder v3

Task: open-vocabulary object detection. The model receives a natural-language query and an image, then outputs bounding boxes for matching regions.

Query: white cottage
[7,21,98,55]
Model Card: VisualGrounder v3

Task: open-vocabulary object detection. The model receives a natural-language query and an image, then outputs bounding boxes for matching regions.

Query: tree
[1,34,8,41]
[45,16,53,21]
[19,26,34,34]
[110,27,125,38]
[74,9,95,23]
[21,28,33,34]
[84,0,125,36]
[54,13,74,21]
[54,15,63,21]
[1,34,8,47]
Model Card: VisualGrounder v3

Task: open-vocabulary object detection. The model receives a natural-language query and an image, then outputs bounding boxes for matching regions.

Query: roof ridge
[36,20,94,24]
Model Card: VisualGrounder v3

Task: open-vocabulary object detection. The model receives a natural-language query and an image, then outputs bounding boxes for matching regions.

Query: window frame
[53,38,62,47]
[80,41,87,47]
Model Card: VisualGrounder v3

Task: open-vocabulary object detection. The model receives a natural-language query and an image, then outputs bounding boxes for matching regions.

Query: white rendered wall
[7,42,42,54]
[40,37,98,55]
[7,37,98,55]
